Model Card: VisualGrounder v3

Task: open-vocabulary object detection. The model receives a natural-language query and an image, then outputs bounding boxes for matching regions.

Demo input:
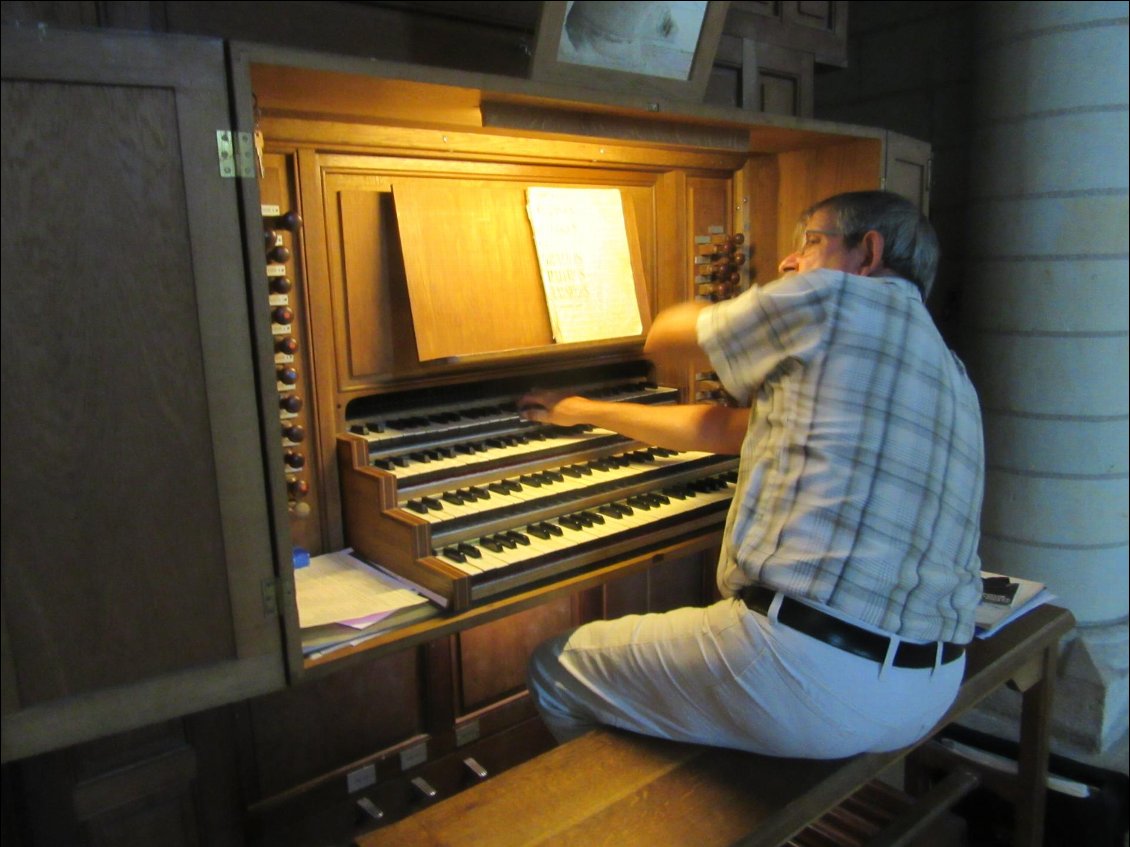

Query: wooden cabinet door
[1,26,287,762]
[885,131,933,213]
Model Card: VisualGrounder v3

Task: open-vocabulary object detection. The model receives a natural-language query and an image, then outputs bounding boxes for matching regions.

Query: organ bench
[355,603,1074,847]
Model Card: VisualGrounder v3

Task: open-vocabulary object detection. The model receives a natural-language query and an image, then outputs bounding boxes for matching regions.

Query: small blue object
[292,547,311,569]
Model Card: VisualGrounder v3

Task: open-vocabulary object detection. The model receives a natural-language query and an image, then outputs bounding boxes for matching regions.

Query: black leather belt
[740,585,964,669]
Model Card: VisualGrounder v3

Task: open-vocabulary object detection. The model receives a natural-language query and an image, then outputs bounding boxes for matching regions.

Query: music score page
[526,187,644,343]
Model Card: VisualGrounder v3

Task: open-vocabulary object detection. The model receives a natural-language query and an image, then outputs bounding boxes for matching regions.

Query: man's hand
[517,390,595,427]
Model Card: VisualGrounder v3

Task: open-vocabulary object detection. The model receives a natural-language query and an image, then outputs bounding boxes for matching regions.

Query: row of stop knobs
[694,229,745,406]
[694,231,746,302]
[265,210,311,512]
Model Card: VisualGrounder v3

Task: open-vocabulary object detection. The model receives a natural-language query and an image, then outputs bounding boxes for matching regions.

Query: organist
[520,191,985,758]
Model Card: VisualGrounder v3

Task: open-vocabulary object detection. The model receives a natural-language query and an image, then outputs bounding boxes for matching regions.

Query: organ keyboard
[337,372,738,610]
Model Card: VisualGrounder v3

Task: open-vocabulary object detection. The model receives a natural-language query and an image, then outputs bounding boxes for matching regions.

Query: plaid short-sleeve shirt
[697,269,984,643]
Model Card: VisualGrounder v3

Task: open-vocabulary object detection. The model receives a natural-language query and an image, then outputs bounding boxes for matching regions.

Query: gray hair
[804,191,940,299]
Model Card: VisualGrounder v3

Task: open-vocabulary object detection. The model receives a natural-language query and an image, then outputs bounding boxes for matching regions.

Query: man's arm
[518,392,748,456]
[643,301,712,371]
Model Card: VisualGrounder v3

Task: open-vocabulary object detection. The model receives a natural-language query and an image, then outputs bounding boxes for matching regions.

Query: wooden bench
[355,604,1074,847]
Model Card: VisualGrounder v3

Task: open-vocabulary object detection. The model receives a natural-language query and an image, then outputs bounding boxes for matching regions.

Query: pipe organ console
[245,54,892,631]
[237,55,897,837]
[336,372,739,609]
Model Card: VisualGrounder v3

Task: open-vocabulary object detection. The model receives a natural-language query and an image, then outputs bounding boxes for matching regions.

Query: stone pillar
[962,1,1129,756]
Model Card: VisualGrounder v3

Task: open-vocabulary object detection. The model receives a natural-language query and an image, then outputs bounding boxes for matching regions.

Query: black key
[493,533,517,550]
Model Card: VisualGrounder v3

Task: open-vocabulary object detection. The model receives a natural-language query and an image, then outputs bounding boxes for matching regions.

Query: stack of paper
[295,549,435,657]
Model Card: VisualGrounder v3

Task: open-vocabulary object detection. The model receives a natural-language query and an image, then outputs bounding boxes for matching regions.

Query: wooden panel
[166,1,533,77]
[740,154,782,285]
[688,176,733,240]
[247,648,425,799]
[787,0,836,32]
[392,178,555,360]
[776,139,884,265]
[335,185,420,382]
[752,41,814,118]
[1,28,285,762]
[763,74,798,116]
[251,65,483,128]
[791,0,836,30]
[885,131,933,213]
[313,155,665,388]
[648,554,715,613]
[704,63,742,110]
[10,707,262,847]
[1,78,233,698]
[726,1,848,67]
[605,553,715,618]
[604,570,649,619]
[456,598,574,713]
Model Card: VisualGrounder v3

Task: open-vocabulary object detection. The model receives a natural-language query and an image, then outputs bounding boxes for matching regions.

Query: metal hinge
[216,130,256,179]
[261,575,293,618]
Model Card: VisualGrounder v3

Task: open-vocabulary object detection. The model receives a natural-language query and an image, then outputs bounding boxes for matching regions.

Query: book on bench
[975,570,1053,638]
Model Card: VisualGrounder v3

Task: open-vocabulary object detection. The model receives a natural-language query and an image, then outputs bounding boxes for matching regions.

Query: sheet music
[526,187,643,343]
[295,548,427,628]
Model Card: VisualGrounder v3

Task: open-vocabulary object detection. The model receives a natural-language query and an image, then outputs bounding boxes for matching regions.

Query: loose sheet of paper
[294,549,427,628]
[526,187,643,343]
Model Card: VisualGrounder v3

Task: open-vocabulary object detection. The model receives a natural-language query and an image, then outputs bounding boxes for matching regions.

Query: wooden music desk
[355,604,1074,847]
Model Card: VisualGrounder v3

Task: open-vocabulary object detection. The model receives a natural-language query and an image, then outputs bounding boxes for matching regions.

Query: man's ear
[856,230,886,276]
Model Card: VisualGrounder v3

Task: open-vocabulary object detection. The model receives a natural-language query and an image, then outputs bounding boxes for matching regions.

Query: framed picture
[530,1,730,102]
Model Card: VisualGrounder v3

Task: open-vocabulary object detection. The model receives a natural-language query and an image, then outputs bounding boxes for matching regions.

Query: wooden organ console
[244,72,899,627]
[236,47,907,791]
[230,47,919,839]
[244,66,810,633]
